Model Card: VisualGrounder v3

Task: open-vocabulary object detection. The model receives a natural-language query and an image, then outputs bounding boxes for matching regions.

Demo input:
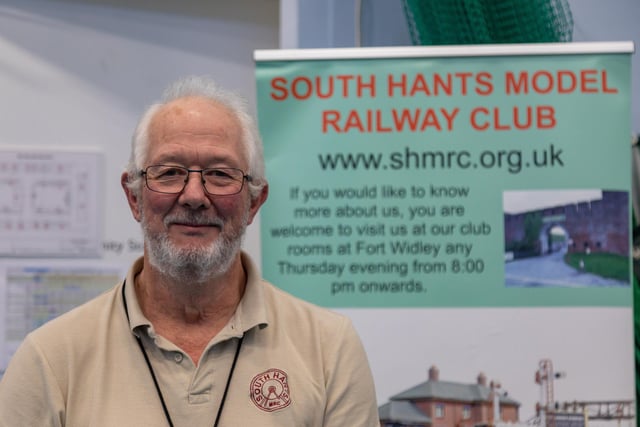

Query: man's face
[124,96,264,281]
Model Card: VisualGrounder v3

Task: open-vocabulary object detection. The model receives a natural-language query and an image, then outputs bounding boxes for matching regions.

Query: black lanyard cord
[122,280,244,427]
[134,335,175,427]
[213,334,244,427]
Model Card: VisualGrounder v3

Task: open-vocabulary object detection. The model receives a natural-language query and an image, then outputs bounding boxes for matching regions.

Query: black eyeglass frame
[139,165,253,196]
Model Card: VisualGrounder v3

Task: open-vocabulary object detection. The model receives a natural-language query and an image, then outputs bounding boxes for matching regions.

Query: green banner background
[255,48,632,309]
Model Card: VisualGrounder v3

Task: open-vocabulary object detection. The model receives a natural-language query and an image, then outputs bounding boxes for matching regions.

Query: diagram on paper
[0,264,122,374]
[0,147,102,257]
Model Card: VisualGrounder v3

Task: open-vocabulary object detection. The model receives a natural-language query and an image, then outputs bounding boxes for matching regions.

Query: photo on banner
[254,43,634,426]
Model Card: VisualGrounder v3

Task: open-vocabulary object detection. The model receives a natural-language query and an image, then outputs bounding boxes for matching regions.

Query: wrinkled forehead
[150,96,241,141]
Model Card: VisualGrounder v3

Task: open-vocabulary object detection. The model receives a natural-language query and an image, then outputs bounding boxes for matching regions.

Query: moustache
[164,212,224,228]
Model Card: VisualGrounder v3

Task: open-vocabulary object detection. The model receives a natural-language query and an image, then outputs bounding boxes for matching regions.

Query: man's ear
[121,172,142,222]
[247,183,269,226]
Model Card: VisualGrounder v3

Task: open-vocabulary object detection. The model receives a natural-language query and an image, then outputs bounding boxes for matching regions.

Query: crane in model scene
[534,359,565,427]
[533,358,634,427]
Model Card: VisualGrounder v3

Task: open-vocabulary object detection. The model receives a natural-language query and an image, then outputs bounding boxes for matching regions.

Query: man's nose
[179,171,212,208]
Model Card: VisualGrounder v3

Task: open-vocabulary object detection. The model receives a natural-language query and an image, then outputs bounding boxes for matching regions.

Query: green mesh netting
[402,0,573,45]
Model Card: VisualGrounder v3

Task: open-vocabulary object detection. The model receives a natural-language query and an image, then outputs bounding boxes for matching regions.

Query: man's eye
[207,169,233,179]
[156,168,184,178]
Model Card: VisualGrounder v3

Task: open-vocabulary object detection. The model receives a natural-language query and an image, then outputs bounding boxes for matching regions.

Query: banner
[255,43,635,426]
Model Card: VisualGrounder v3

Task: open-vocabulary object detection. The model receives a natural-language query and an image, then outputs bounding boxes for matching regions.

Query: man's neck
[134,254,246,363]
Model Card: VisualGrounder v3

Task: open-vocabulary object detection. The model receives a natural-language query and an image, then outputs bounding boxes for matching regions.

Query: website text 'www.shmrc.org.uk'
[317,144,564,175]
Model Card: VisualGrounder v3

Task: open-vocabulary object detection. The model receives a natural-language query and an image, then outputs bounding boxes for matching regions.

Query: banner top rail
[254,41,634,62]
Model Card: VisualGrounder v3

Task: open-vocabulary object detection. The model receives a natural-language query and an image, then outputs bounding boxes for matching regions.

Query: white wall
[0,0,279,267]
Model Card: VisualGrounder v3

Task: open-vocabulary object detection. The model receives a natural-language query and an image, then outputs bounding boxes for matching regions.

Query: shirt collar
[235,251,269,332]
[122,252,268,337]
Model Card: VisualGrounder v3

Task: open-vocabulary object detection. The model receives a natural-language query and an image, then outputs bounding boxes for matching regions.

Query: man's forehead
[150,96,240,137]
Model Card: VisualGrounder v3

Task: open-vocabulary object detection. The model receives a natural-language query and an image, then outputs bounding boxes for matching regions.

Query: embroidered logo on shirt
[250,368,292,412]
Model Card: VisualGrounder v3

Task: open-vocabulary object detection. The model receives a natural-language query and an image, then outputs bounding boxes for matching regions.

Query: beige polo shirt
[0,253,379,426]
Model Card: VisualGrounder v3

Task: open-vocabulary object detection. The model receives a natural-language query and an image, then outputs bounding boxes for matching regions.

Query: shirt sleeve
[0,335,65,426]
[322,317,379,427]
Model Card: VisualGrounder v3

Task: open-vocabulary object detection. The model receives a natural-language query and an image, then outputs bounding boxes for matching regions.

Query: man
[0,76,379,426]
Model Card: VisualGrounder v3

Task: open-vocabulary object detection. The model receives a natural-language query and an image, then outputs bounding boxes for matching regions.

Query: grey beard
[141,210,247,284]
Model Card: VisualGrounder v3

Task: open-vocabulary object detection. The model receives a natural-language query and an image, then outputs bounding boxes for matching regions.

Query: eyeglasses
[140,165,252,196]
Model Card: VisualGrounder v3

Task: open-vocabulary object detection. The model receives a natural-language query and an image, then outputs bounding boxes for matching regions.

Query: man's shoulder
[259,279,349,326]
[241,251,350,328]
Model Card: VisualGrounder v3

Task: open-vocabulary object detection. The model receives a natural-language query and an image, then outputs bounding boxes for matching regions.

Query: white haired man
[0,76,379,426]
